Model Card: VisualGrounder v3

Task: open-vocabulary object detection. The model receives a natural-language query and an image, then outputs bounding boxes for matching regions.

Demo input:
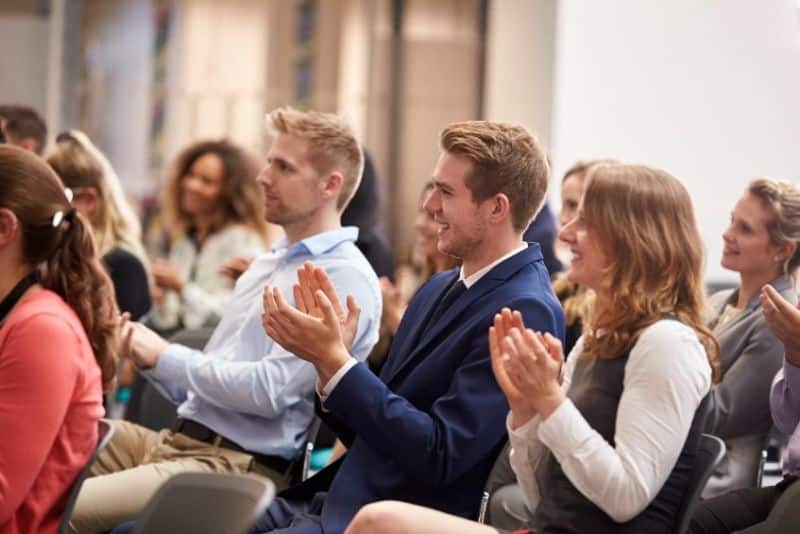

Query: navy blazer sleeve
[323,296,560,488]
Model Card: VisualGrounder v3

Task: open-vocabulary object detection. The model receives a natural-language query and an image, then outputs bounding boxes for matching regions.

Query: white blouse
[508,319,711,523]
[150,224,265,331]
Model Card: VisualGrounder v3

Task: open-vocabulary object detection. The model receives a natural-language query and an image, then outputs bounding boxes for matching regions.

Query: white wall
[0,14,49,122]
[550,0,800,283]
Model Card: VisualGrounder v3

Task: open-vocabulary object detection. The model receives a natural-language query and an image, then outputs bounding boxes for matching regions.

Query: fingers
[346,294,361,323]
[314,266,345,319]
[293,284,308,314]
[542,332,565,363]
[298,264,317,312]
[315,289,341,332]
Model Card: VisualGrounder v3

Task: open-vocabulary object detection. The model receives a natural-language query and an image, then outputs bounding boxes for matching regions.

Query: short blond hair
[266,107,363,211]
[747,178,800,274]
[440,121,549,232]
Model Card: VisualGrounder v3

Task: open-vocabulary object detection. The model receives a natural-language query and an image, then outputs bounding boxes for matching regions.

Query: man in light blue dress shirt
[69,108,381,534]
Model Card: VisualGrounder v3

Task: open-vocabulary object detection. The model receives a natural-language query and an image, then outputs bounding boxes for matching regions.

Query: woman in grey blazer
[703,178,800,498]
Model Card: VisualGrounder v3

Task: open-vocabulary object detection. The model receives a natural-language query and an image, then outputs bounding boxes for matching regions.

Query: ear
[321,171,344,204]
[777,240,797,263]
[487,193,512,225]
[18,137,39,153]
[0,209,20,247]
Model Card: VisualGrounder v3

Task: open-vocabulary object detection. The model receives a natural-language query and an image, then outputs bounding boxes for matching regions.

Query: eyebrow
[432,179,453,192]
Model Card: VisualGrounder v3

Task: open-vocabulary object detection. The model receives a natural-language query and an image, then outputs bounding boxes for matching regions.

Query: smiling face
[558,200,609,291]
[721,191,783,278]
[180,152,225,218]
[256,133,326,228]
[423,152,490,263]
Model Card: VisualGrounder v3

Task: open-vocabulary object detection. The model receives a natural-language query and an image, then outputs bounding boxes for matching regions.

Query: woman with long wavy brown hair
[149,140,277,333]
[0,145,118,533]
[345,163,719,534]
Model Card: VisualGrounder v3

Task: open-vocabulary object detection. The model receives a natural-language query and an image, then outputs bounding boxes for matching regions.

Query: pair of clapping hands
[261,262,362,385]
[490,309,567,430]
[761,284,800,367]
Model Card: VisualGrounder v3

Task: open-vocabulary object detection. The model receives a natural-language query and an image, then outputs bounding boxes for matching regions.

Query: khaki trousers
[69,420,290,534]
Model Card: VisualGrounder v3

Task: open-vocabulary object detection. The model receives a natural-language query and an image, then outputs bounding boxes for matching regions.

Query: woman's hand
[502,327,566,421]
[761,284,800,367]
[490,308,537,428]
[152,260,185,293]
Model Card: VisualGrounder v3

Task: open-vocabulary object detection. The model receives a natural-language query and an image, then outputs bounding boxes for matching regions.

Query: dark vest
[530,340,708,534]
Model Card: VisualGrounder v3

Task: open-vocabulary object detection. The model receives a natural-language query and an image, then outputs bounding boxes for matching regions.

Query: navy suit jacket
[283,244,564,533]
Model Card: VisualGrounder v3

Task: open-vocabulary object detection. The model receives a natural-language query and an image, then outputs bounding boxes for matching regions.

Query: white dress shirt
[508,319,711,523]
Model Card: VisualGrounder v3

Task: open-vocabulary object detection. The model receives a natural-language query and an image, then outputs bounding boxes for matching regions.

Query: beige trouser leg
[69,420,257,534]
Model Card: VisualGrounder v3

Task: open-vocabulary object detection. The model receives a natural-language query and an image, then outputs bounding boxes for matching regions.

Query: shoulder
[628,320,710,385]
[709,288,736,310]
[104,247,146,274]
[217,224,264,244]
[2,292,87,351]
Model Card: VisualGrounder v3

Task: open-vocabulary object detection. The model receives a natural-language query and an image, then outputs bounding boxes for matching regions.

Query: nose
[722,224,734,244]
[182,174,201,192]
[257,165,272,187]
[558,218,576,245]
[422,188,440,215]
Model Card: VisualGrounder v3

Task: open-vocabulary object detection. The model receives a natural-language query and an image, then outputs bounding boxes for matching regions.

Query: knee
[346,501,408,534]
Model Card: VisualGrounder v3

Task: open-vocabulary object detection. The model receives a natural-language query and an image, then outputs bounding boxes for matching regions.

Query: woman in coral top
[0,145,118,533]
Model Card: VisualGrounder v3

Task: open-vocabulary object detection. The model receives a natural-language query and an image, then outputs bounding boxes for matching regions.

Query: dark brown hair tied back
[0,145,119,390]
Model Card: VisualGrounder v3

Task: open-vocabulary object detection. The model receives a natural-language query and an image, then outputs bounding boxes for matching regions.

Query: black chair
[673,433,726,534]
[132,472,275,534]
[59,419,115,534]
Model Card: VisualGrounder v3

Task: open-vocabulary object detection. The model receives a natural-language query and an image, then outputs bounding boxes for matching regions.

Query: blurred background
[1,0,799,284]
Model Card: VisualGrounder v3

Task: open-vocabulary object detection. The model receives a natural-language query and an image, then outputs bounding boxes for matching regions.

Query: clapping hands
[261,262,361,383]
[489,308,566,429]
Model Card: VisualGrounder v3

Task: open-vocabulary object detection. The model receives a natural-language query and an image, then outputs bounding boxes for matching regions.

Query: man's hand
[761,284,800,366]
[292,262,361,352]
[119,313,169,369]
[152,259,185,293]
[262,280,355,385]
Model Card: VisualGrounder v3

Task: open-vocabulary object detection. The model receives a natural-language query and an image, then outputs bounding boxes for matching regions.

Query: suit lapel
[384,245,540,387]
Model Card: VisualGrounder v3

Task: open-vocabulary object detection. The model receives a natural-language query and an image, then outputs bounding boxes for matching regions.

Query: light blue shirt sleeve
[148,256,381,419]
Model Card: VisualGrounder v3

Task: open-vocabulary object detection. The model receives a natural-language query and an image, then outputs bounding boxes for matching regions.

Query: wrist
[786,348,800,367]
[509,405,537,430]
[315,344,352,386]
[534,389,566,421]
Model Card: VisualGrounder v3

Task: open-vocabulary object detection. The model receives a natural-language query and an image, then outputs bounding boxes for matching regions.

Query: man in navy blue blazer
[257,120,565,534]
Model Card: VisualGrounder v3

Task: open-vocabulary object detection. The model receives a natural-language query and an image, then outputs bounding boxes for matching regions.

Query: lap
[249,493,326,534]
[689,483,784,534]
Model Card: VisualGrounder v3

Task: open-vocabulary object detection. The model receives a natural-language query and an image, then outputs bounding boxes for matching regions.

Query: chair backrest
[132,472,275,534]
[59,419,115,534]
[673,433,726,534]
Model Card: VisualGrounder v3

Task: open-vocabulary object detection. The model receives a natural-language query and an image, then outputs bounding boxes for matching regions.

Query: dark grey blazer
[703,274,796,497]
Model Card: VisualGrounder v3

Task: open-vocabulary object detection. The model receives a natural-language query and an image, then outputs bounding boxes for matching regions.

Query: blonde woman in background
[150,139,276,333]
[702,178,800,498]
[46,131,151,321]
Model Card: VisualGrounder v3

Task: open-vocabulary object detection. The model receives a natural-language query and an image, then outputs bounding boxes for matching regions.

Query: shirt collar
[459,243,528,289]
[272,226,360,258]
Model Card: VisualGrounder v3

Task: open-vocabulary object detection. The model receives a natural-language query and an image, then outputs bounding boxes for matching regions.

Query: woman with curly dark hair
[149,140,278,333]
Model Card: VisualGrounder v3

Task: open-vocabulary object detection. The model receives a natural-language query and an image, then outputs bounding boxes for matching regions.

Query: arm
[537,321,711,522]
[706,319,785,437]
[324,299,558,488]
[150,266,378,418]
[0,314,85,522]
[771,361,800,434]
[507,347,577,509]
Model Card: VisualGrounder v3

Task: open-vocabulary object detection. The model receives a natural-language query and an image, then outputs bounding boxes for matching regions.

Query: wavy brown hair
[0,145,118,389]
[580,164,719,381]
[162,139,269,243]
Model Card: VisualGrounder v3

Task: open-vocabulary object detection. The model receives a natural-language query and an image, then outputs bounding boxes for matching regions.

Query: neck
[461,232,523,279]
[738,268,782,308]
[433,254,453,273]
[0,261,35,303]
[283,209,341,245]
[192,211,222,243]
